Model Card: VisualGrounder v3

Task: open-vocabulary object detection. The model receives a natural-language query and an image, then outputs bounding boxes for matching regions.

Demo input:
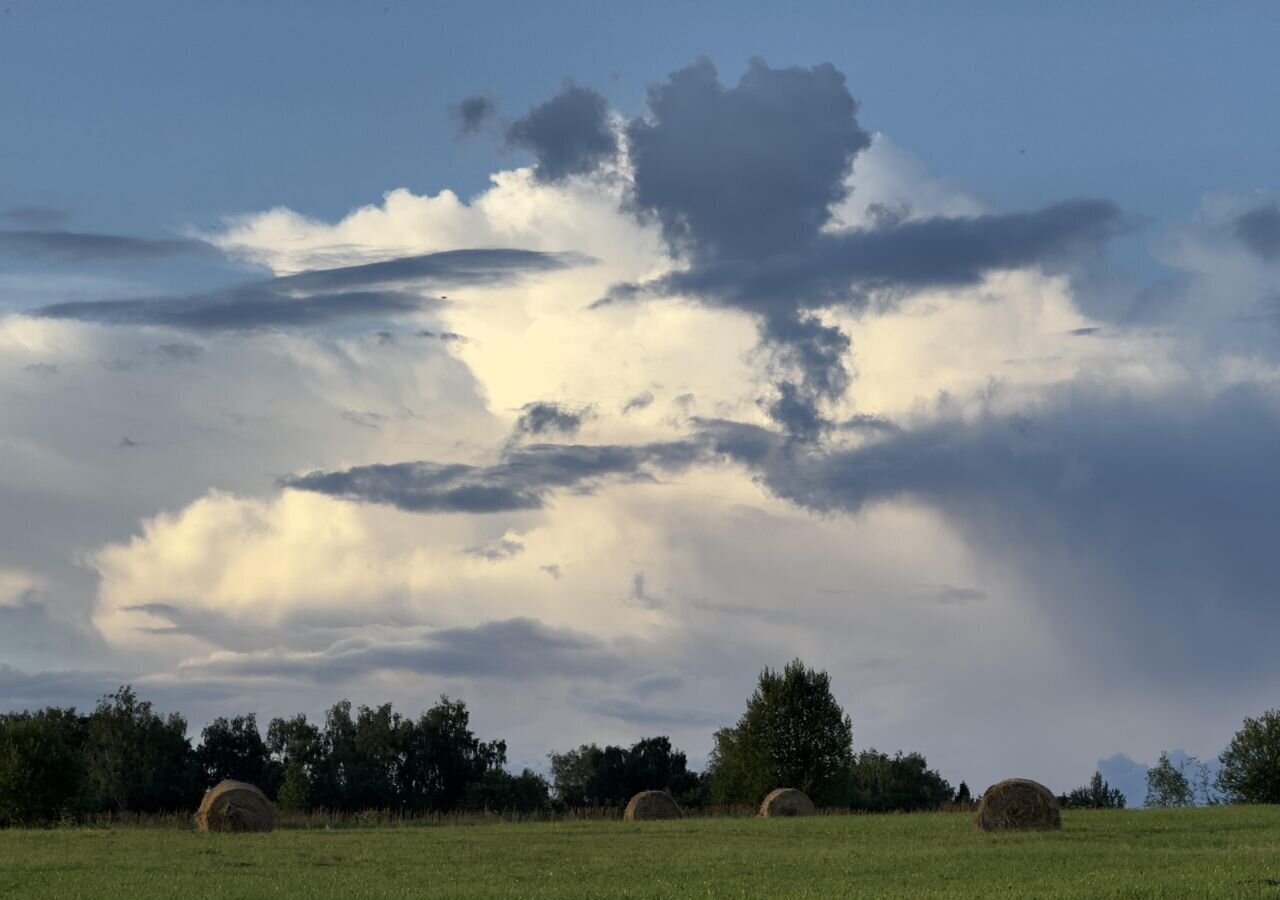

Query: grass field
[1,807,1278,899]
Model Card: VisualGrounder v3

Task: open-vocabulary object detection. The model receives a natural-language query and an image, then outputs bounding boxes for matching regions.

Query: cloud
[0,229,216,262]
[513,401,591,437]
[640,200,1121,436]
[179,617,623,682]
[0,664,124,711]
[2,207,71,228]
[35,289,432,332]
[29,248,586,332]
[282,439,706,514]
[582,694,721,727]
[629,571,662,609]
[610,199,1125,314]
[506,82,618,183]
[156,342,205,362]
[452,94,497,136]
[1234,202,1280,261]
[704,379,1280,681]
[610,58,1125,437]
[464,536,525,561]
[622,390,654,414]
[914,583,987,605]
[626,58,871,262]
[268,248,588,293]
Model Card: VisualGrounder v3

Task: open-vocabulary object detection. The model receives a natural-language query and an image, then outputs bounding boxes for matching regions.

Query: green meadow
[1,807,1278,899]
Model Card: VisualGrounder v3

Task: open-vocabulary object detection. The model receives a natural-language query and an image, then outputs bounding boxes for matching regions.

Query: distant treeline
[0,661,964,827]
[5,661,1275,827]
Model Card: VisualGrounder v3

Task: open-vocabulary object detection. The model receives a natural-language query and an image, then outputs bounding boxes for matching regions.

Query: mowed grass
[2,807,1279,899]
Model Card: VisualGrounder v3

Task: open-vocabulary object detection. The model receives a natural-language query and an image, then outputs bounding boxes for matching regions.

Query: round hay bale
[623,790,683,821]
[195,780,274,833]
[975,778,1061,832]
[758,788,816,817]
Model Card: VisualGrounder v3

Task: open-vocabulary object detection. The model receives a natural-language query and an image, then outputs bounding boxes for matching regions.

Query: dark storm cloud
[270,248,586,292]
[0,663,246,713]
[626,58,871,262]
[702,382,1280,680]
[608,200,1125,313]
[36,289,431,331]
[607,57,1125,437]
[0,664,123,711]
[180,618,622,682]
[506,82,618,183]
[582,695,720,727]
[2,206,71,228]
[452,94,497,135]
[0,229,216,261]
[29,248,587,332]
[282,439,707,513]
[622,199,1123,435]
[513,401,591,437]
[1234,202,1280,261]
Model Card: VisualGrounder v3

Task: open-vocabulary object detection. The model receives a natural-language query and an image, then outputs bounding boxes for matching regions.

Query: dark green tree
[625,736,702,804]
[464,768,552,814]
[276,762,311,812]
[955,781,972,804]
[1063,771,1126,809]
[0,708,88,826]
[350,703,404,810]
[847,749,953,812]
[307,701,407,811]
[547,744,603,807]
[398,696,505,812]
[266,714,322,768]
[708,659,854,806]
[266,713,322,806]
[547,736,703,808]
[1218,709,1280,804]
[198,714,274,791]
[1145,751,1193,808]
[84,687,200,813]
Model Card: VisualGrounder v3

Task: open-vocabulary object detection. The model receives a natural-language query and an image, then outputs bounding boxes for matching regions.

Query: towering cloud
[626,58,870,262]
[506,83,618,183]
[602,59,1125,437]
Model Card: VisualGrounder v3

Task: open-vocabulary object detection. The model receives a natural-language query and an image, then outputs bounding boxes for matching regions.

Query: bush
[1062,771,1126,809]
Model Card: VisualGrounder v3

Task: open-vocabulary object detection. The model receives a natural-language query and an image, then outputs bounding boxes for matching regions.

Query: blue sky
[5,1,1276,236]
[2,1,1279,795]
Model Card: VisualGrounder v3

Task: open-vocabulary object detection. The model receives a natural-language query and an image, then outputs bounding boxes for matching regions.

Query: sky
[2,0,1279,798]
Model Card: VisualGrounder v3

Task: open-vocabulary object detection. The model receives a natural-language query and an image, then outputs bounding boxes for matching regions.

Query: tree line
[2,660,1277,826]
